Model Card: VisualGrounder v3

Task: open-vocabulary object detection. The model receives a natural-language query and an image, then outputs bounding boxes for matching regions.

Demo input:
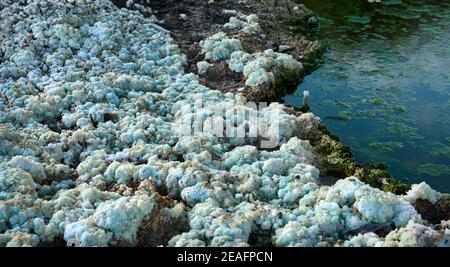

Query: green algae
[286,0,450,192]
[334,100,353,109]
[391,105,407,114]
[369,96,384,106]
[386,122,424,141]
[310,121,411,195]
[359,163,410,195]
[417,164,450,177]
[369,142,404,153]
[425,141,450,159]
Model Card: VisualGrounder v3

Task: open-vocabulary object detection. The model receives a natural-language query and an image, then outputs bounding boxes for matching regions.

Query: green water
[285,0,450,192]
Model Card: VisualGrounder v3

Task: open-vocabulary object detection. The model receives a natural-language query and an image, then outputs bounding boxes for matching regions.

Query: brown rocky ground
[113,0,322,102]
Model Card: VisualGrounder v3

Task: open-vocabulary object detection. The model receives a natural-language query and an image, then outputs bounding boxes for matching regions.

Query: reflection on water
[286,0,450,192]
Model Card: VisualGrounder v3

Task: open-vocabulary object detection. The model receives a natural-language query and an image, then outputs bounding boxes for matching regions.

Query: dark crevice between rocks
[38,236,66,247]
[198,61,247,98]
[414,196,450,225]
[110,0,127,8]
[136,197,190,247]
[248,229,274,247]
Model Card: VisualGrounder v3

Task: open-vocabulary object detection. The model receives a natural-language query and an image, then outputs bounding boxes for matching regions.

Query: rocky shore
[132,0,449,199]
[121,0,323,102]
[0,0,448,247]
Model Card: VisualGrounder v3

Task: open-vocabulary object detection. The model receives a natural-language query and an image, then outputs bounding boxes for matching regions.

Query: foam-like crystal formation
[0,0,448,247]
[224,13,261,34]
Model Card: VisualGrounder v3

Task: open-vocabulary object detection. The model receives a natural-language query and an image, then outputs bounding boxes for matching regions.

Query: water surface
[286,0,450,192]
